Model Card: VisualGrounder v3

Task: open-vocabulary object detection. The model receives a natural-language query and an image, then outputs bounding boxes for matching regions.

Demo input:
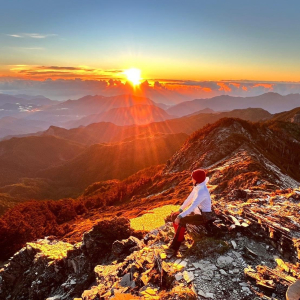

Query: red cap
[191,169,206,184]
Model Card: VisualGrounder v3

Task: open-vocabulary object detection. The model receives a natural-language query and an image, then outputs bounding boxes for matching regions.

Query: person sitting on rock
[166,169,213,255]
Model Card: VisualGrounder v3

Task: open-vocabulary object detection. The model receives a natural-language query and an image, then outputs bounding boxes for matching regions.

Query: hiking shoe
[165,247,176,255]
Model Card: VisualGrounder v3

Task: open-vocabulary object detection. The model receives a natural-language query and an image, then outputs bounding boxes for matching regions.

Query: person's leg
[180,214,208,227]
[170,214,209,250]
[171,211,180,232]
[169,215,197,251]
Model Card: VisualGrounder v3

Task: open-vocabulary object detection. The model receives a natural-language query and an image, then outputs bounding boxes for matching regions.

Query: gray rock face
[112,236,144,256]
[216,255,234,269]
[0,217,133,300]
[82,217,132,262]
[119,273,135,287]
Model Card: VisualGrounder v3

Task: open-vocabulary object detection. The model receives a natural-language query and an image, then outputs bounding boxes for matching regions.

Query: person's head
[191,169,206,186]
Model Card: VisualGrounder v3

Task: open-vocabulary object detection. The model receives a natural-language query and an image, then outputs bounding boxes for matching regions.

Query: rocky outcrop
[81,217,133,262]
[112,236,144,258]
[0,217,135,300]
[1,189,300,300]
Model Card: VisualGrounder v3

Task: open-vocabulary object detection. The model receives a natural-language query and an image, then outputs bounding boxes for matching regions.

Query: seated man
[167,169,214,255]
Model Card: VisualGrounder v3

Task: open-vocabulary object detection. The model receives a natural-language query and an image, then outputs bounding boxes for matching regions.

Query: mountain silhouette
[42,107,272,145]
[167,92,300,115]
[64,104,174,127]
[0,135,85,187]
[37,133,188,188]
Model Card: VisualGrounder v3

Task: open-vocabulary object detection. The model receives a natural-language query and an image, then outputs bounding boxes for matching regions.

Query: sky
[1,0,300,101]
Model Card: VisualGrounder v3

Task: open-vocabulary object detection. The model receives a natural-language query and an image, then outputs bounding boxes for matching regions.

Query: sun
[124,68,141,86]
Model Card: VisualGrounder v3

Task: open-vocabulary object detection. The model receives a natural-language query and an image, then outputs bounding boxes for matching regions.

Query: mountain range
[64,104,174,127]
[41,107,272,145]
[1,114,299,259]
[167,92,300,116]
[0,103,300,300]
[0,105,298,215]
[0,107,273,214]
[1,92,300,139]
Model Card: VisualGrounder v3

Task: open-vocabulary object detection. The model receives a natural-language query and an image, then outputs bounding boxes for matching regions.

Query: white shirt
[179,177,211,218]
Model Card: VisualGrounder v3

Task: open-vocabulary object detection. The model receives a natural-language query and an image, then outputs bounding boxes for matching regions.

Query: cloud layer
[0,64,299,103]
[1,75,300,104]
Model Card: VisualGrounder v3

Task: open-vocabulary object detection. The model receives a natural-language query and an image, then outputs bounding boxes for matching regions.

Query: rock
[201,270,214,280]
[192,262,202,269]
[231,251,242,259]
[244,246,258,258]
[205,292,215,298]
[192,261,217,272]
[242,287,251,294]
[219,269,227,275]
[46,296,62,300]
[198,289,206,297]
[216,256,234,268]
[82,217,132,261]
[119,273,133,287]
[112,236,143,256]
[239,282,248,287]
[183,271,194,283]
[177,260,188,269]
[231,241,237,249]
[175,272,183,281]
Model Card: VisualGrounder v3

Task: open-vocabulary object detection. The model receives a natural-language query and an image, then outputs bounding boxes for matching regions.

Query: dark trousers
[170,212,211,250]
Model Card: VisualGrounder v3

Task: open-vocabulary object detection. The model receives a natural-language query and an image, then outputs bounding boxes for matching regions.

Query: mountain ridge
[167,92,300,116]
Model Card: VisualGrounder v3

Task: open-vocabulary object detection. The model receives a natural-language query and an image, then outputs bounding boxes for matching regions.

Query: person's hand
[174,217,180,225]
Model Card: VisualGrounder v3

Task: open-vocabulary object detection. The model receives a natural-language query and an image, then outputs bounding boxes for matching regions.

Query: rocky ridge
[1,187,300,300]
[1,118,300,299]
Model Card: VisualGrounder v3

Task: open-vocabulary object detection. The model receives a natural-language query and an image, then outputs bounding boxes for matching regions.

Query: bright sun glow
[124,68,141,85]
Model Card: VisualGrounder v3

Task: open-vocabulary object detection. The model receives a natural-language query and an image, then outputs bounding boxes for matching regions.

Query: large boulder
[112,236,144,257]
[81,217,132,262]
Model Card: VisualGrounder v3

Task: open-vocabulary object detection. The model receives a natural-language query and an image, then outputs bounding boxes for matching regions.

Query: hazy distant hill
[42,107,272,145]
[0,117,51,139]
[38,133,188,188]
[167,92,300,115]
[0,135,85,186]
[1,92,299,139]
[21,94,158,125]
[167,106,215,117]
[0,93,56,106]
[42,94,155,116]
[270,107,300,124]
[65,104,174,127]
[0,94,57,120]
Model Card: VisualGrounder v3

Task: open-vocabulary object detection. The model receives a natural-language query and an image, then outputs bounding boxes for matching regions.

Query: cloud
[104,69,123,73]
[8,65,127,80]
[1,70,300,104]
[7,34,22,38]
[7,33,57,39]
[217,82,232,92]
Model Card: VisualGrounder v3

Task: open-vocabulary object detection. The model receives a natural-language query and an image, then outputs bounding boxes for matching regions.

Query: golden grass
[130,204,179,231]
[27,240,74,260]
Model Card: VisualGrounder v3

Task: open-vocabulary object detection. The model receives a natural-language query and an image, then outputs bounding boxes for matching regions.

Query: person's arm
[179,189,195,212]
[178,189,205,218]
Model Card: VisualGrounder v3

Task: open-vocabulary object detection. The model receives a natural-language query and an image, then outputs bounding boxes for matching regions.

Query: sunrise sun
[124,68,141,85]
